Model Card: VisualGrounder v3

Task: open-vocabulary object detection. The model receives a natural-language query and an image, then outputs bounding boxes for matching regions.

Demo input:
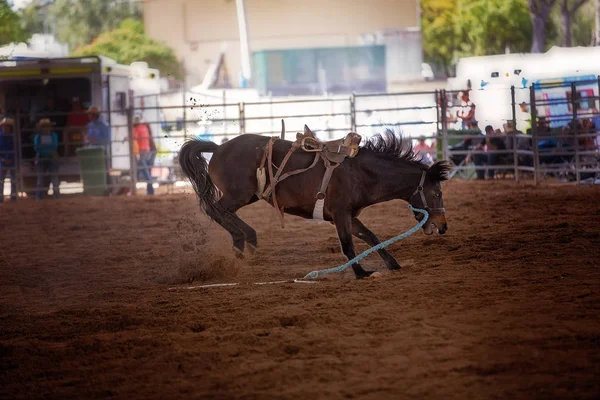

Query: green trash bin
[76,146,107,196]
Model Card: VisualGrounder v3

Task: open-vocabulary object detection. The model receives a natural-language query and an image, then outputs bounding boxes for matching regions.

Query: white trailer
[447,47,600,130]
[0,56,162,192]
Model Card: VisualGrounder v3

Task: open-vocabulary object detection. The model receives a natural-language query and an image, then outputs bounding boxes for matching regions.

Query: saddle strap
[263,152,320,199]
[262,140,300,200]
[312,159,338,220]
[265,138,284,228]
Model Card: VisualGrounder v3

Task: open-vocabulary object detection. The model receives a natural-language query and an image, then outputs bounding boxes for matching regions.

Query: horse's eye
[435,192,442,198]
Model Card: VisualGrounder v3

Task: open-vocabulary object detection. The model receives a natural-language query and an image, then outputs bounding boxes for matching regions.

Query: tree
[73,19,182,80]
[559,0,589,46]
[19,0,141,51]
[19,0,47,38]
[596,0,600,44]
[528,0,558,52]
[554,0,595,45]
[421,0,461,77]
[455,0,533,56]
[0,0,26,46]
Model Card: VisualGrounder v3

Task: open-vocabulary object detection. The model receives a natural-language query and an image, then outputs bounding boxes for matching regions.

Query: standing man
[0,118,17,203]
[457,91,477,130]
[86,106,112,194]
[34,118,60,200]
[132,115,155,195]
[85,106,111,152]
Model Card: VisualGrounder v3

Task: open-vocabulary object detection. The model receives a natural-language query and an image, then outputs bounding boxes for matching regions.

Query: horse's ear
[428,160,451,182]
[304,125,313,136]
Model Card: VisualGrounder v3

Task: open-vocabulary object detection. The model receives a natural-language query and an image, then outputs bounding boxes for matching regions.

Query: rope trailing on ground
[303,205,429,279]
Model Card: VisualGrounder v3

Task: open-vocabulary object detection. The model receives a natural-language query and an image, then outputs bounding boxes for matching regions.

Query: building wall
[144,0,419,86]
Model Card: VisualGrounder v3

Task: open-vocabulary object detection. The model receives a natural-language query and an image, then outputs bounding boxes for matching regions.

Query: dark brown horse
[179,127,449,279]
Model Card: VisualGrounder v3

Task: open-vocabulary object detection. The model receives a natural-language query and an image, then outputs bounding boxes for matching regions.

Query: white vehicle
[0,56,161,193]
[448,47,600,130]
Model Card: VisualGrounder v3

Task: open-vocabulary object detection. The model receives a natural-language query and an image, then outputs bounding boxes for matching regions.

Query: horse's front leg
[352,218,401,270]
[333,212,377,279]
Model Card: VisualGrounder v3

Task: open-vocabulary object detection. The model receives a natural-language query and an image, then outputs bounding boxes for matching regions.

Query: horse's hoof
[233,248,245,259]
[246,243,257,255]
[367,272,383,279]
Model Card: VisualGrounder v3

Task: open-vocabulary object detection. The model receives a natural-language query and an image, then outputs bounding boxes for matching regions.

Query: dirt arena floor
[1,180,599,399]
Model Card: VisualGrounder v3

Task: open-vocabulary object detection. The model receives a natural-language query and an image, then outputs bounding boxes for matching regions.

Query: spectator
[86,106,111,153]
[133,115,154,195]
[448,128,485,167]
[517,102,531,133]
[457,91,476,130]
[34,118,60,200]
[413,136,434,164]
[580,118,597,150]
[65,98,89,157]
[0,118,17,203]
[39,97,67,157]
[470,125,506,180]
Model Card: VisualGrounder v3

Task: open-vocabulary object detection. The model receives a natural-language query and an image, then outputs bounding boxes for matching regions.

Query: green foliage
[455,0,533,56]
[422,0,562,75]
[422,0,460,76]
[73,19,182,80]
[19,0,45,38]
[0,0,26,46]
[571,5,594,45]
[19,0,141,50]
[552,0,594,46]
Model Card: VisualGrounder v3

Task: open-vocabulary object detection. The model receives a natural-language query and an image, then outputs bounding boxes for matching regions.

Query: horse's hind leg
[228,213,258,254]
[205,206,247,257]
[352,218,401,270]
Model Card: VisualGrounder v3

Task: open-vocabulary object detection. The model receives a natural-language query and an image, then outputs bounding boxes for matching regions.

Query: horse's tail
[179,139,222,216]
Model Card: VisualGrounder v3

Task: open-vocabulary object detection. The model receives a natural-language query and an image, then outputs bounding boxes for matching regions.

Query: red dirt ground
[1,180,599,399]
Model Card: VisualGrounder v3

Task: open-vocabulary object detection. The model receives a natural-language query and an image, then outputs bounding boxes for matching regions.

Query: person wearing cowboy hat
[0,117,17,202]
[33,118,60,200]
[86,106,111,151]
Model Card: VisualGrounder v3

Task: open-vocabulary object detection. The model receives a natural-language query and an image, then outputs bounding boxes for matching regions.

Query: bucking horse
[179,124,449,279]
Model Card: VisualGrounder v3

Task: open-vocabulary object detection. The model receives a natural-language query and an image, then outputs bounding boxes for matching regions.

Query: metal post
[15,110,26,197]
[571,82,580,185]
[236,0,252,86]
[14,113,22,201]
[597,75,600,111]
[222,90,227,136]
[441,90,449,161]
[511,85,519,181]
[269,91,273,135]
[127,107,137,195]
[239,102,245,134]
[510,85,517,132]
[182,63,188,142]
[530,85,539,185]
[435,89,440,132]
[350,94,356,132]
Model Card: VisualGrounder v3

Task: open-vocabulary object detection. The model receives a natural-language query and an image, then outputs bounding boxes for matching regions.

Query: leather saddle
[295,125,362,164]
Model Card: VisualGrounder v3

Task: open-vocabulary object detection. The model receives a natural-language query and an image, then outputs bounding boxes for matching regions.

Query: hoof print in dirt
[283,345,300,355]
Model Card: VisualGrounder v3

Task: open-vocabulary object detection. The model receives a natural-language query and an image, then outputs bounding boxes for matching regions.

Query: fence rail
[2,79,600,201]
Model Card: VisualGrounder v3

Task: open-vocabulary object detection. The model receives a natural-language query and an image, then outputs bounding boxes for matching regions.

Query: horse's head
[409,161,450,235]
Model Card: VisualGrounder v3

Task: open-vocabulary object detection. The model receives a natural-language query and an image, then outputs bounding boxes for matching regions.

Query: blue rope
[303,205,429,279]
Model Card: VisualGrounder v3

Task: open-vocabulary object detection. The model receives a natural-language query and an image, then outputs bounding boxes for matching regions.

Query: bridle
[410,170,446,214]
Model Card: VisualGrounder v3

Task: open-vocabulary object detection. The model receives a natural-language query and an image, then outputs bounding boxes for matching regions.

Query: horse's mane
[361,129,425,167]
[361,129,451,182]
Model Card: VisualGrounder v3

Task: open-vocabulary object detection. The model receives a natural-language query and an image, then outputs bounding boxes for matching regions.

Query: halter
[410,170,446,214]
